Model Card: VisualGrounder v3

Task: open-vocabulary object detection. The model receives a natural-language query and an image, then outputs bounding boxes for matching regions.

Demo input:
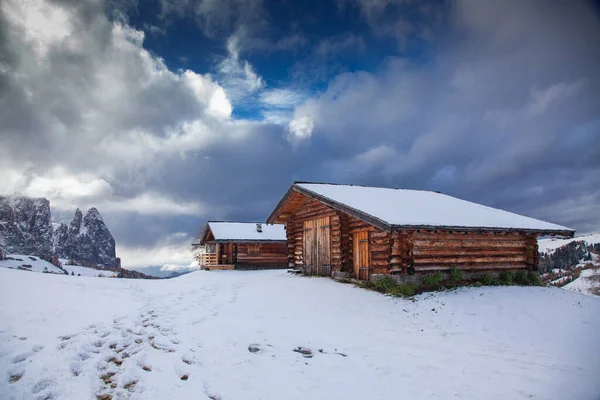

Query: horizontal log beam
[414,255,527,264]
[414,263,528,271]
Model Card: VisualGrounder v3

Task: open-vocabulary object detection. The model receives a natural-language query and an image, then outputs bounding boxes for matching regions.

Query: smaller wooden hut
[197,221,287,270]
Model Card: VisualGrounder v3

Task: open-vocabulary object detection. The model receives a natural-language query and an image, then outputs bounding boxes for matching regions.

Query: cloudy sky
[1,0,599,272]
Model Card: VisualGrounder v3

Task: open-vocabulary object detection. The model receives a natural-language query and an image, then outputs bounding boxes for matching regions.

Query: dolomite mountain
[0,196,119,267]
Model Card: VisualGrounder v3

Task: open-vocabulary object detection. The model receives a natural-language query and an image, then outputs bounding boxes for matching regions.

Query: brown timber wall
[286,197,343,271]
[286,195,390,276]
[409,230,537,272]
[234,242,287,269]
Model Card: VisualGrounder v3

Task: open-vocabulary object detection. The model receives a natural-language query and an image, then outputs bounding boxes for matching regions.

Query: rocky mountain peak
[0,196,119,268]
[0,195,53,255]
[69,208,83,235]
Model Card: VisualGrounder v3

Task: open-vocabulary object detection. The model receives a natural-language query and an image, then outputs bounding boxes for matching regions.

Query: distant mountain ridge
[0,196,120,268]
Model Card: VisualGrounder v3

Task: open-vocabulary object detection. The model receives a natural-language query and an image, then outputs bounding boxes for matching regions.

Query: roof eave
[198,222,212,245]
[390,224,575,237]
[204,239,288,243]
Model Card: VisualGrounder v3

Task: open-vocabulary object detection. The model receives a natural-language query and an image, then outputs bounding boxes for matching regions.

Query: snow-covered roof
[204,222,286,242]
[276,183,573,234]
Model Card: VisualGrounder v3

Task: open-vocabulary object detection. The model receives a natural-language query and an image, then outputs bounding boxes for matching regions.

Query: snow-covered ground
[563,268,600,296]
[538,232,600,253]
[1,269,599,400]
[62,264,117,278]
[0,255,117,278]
[0,254,63,274]
[59,259,117,278]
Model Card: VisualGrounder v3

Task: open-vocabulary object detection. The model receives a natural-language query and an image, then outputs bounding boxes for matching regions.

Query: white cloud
[217,35,265,103]
[182,70,233,119]
[287,116,314,140]
[117,232,195,268]
[3,0,71,59]
[260,89,306,109]
[259,88,307,125]
[106,193,204,215]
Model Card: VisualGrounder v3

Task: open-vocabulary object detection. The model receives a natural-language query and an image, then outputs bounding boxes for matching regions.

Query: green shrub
[450,266,463,281]
[481,273,500,286]
[514,270,529,285]
[373,276,397,292]
[527,271,541,286]
[499,271,516,285]
[471,281,483,287]
[360,280,376,290]
[421,272,444,285]
[388,283,419,297]
[360,277,419,297]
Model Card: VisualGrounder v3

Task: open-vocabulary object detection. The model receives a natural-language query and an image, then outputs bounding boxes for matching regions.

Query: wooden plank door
[303,217,331,274]
[353,231,370,280]
[303,219,317,268]
[316,217,331,268]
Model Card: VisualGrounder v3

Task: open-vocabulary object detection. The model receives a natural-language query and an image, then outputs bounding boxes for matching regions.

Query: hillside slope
[0,254,63,274]
[539,232,600,253]
[1,269,599,400]
[538,233,600,296]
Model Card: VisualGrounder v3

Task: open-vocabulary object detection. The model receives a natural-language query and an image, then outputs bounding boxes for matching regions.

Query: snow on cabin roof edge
[205,221,287,242]
[290,182,575,236]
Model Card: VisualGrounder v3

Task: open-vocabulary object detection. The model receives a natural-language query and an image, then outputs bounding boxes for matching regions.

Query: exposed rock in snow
[0,196,119,268]
[0,196,53,256]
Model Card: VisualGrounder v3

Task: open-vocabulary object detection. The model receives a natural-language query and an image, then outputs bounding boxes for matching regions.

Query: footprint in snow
[32,378,54,394]
[8,366,25,384]
[13,350,35,364]
[71,361,83,377]
[293,347,313,358]
[248,344,263,354]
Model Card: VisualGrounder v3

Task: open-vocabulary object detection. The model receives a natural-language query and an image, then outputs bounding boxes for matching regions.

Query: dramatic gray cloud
[0,0,598,272]
[290,0,600,231]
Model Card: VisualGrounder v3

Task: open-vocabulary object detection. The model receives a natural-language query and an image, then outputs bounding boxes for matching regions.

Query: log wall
[235,242,288,269]
[410,231,536,273]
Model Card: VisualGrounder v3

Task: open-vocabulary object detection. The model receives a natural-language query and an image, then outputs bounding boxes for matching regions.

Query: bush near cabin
[361,269,541,298]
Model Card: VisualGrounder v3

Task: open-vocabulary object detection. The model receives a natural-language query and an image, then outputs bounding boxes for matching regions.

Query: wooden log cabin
[267,182,574,281]
[197,221,287,270]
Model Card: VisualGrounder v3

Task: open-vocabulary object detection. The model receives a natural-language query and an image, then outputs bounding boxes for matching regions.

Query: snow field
[60,262,117,278]
[1,268,599,400]
[0,254,63,274]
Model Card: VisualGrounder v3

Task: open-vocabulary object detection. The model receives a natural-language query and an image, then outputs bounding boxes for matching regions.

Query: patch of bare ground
[101,372,116,386]
[9,372,23,383]
[107,356,123,366]
[123,380,137,391]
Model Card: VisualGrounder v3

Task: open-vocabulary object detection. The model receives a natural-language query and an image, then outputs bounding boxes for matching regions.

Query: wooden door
[303,217,331,273]
[303,219,317,267]
[316,217,331,267]
[353,231,370,280]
